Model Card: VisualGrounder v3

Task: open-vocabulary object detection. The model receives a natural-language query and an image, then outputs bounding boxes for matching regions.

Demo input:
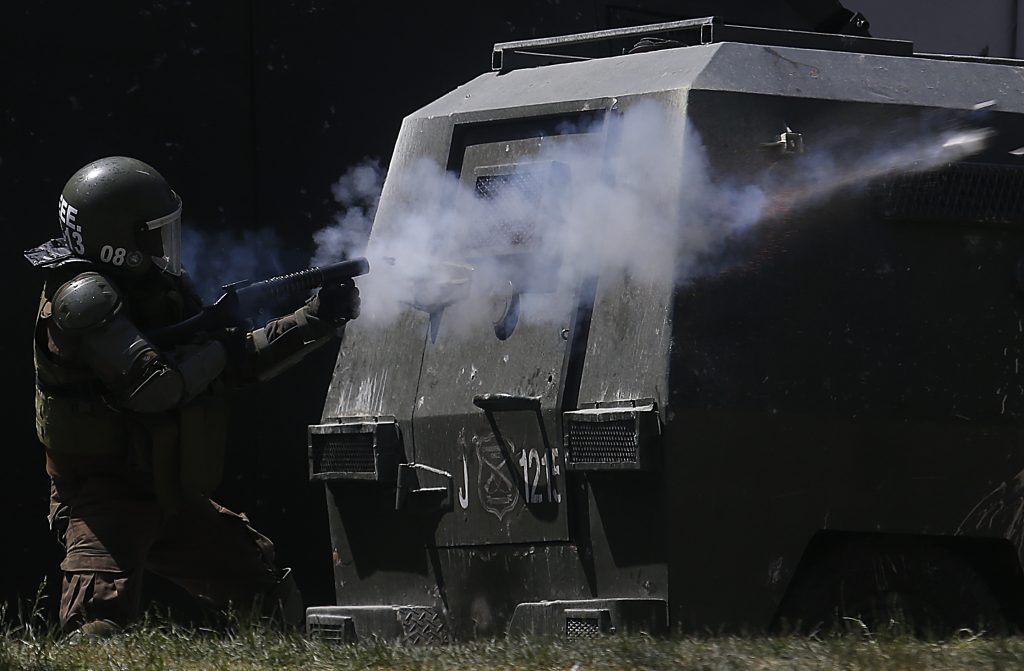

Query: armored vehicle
[305,18,1024,641]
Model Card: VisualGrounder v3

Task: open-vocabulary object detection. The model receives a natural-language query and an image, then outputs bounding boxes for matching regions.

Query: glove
[310,280,360,324]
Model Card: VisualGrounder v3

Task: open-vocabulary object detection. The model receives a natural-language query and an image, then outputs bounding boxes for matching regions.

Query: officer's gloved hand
[310,280,360,324]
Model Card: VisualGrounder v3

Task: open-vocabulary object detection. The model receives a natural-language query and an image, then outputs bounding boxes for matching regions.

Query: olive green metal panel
[413,120,611,547]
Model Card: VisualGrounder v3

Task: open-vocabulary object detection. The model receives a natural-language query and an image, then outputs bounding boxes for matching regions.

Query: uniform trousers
[48,472,281,633]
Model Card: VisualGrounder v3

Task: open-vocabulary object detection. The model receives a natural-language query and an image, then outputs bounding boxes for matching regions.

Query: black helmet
[58,156,183,277]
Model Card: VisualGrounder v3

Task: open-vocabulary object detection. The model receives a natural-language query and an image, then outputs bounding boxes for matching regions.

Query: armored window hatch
[307,419,402,483]
[491,16,913,73]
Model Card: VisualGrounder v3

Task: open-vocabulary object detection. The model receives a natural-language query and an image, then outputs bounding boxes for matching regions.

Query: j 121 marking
[517,447,561,504]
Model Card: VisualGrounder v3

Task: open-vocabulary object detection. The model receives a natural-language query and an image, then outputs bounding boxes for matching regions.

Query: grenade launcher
[148,257,369,348]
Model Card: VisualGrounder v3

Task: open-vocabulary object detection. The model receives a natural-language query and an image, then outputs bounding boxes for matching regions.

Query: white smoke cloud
[310,99,991,337]
[310,159,385,267]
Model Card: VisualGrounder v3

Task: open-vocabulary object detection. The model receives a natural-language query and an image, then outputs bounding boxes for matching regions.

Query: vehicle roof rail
[491,16,914,73]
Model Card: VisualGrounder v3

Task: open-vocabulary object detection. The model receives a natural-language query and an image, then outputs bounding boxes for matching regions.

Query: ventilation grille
[307,616,355,643]
[311,433,376,475]
[566,616,602,641]
[875,162,1024,226]
[564,608,612,640]
[471,172,545,249]
[308,420,402,483]
[475,171,544,201]
[564,405,659,472]
[567,419,639,465]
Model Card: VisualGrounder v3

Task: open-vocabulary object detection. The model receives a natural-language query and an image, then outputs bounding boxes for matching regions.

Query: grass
[5,618,1024,671]
[5,586,1024,671]
[5,628,1024,671]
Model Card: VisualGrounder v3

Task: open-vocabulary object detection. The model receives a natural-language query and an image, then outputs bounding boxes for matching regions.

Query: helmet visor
[144,197,182,275]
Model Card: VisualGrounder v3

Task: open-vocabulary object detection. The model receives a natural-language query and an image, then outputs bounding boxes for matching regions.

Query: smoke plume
[310,99,992,337]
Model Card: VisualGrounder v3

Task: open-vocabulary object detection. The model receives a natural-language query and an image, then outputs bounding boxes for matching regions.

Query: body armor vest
[34,265,227,511]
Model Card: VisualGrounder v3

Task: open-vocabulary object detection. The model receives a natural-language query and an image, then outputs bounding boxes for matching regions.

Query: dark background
[0,0,995,623]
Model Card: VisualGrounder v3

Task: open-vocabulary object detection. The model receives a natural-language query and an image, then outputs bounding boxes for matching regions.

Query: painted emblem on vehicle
[475,434,519,520]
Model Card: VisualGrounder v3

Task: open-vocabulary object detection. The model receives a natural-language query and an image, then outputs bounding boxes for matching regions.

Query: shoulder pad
[51,272,123,333]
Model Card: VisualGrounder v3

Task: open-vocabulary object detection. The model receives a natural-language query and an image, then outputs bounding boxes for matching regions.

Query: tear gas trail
[759,126,996,221]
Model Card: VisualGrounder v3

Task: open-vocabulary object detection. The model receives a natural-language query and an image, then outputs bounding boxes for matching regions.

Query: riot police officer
[24,156,360,638]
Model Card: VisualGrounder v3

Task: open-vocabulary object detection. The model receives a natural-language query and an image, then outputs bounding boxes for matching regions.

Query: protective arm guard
[244,303,342,382]
[52,272,226,413]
